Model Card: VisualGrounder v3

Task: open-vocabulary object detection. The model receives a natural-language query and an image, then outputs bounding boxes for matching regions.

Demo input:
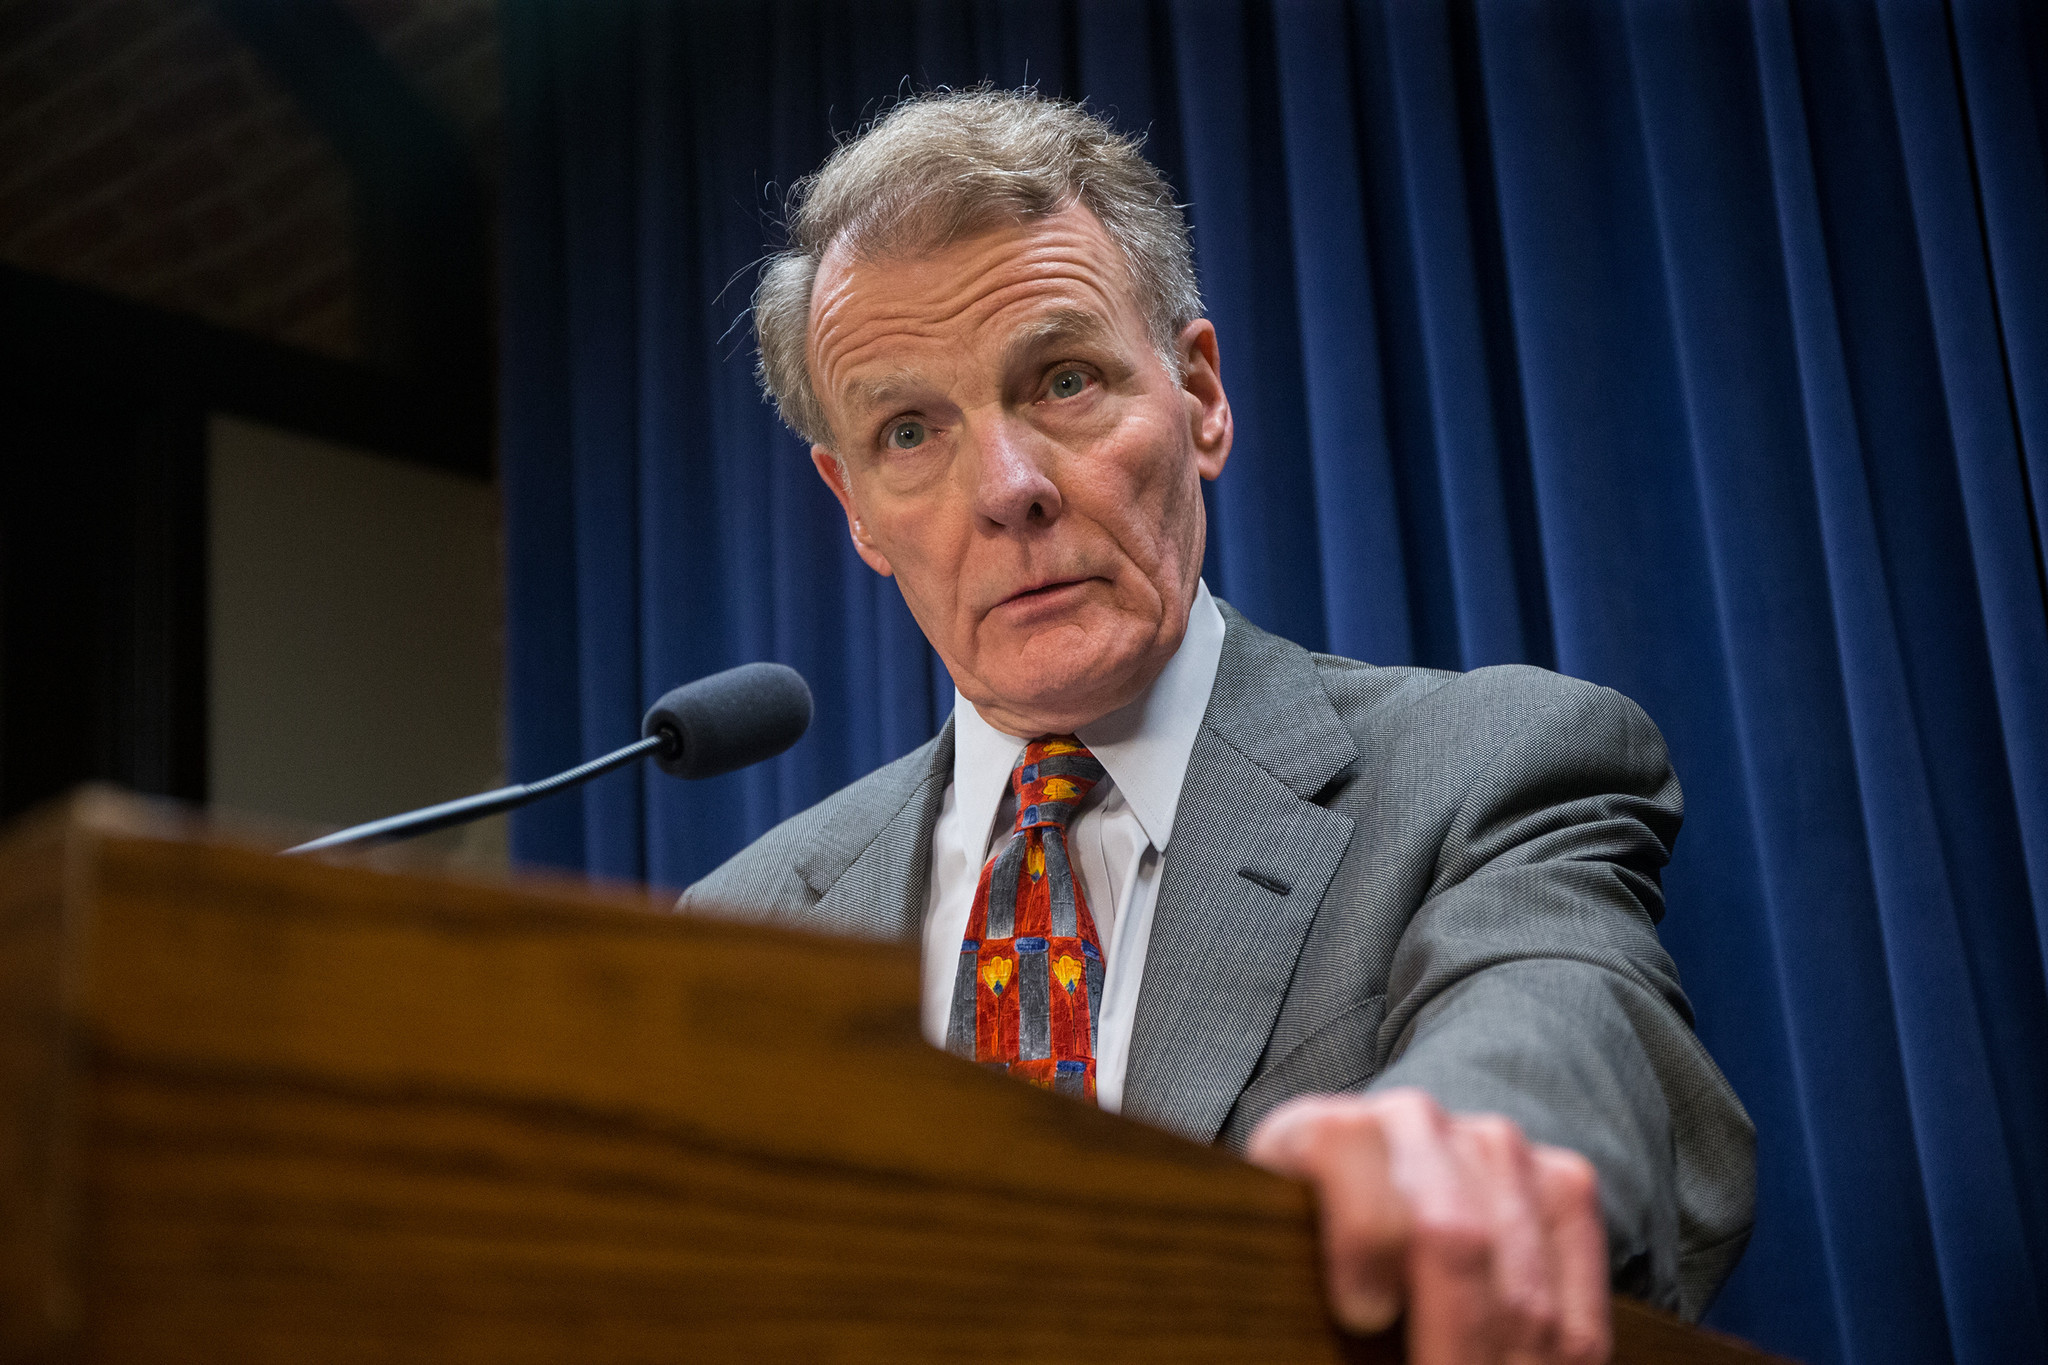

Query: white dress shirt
[921,580,1228,1112]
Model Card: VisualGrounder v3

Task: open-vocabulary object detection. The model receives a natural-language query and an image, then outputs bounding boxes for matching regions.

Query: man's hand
[1246,1088,1611,1365]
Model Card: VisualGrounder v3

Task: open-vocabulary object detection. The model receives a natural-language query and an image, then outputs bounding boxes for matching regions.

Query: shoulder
[682,729,947,917]
[1212,598,1665,776]
[1206,600,1670,797]
[1312,652,1667,776]
[1304,649,1682,870]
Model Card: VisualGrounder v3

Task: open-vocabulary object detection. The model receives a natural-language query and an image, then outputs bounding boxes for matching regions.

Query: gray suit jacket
[684,603,1755,1319]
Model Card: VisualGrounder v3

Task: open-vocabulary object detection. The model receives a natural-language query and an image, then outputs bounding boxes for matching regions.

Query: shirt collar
[948,579,1227,857]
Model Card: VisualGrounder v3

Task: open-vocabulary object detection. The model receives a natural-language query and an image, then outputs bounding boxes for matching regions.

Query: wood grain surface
[0,792,1792,1364]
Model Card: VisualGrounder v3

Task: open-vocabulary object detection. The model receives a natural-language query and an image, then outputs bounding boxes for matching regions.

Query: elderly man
[686,89,1753,1364]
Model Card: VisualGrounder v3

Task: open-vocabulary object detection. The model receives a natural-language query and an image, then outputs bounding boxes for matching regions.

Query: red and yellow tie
[945,735,1107,1102]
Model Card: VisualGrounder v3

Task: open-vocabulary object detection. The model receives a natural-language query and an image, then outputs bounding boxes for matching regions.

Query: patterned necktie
[946,735,1108,1102]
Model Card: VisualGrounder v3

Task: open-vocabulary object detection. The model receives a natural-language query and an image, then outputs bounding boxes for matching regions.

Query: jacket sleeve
[1365,675,1754,1321]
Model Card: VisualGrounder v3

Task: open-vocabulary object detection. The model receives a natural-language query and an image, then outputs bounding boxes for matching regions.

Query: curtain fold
[1747,5,1956,1358]
[498,2,2048,1359]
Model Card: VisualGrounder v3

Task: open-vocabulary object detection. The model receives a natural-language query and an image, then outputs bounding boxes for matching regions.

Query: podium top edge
[0,785,691,922]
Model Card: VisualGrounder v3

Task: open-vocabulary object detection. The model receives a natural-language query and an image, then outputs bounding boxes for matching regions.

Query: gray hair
[753,88,1203,448]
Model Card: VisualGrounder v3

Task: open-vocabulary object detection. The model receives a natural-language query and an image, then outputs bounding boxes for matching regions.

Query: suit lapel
[802,719,955,942]
[1122,606,1360,1144]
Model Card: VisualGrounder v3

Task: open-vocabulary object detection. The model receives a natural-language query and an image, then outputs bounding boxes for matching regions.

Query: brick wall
[0,0,497,366]
[344,0,500,192]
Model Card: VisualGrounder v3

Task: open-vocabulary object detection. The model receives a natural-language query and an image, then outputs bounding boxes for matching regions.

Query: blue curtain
[498,2,2048,1360]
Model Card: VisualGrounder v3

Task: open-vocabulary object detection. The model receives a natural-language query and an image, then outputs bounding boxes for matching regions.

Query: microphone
[283,662,812,855]
[641,659,814,779]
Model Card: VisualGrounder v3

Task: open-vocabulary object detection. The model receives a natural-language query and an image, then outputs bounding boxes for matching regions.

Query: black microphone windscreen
[641,662,812,780]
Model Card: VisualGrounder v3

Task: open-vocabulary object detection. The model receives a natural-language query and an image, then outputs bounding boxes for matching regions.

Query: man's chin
[967,645,1157,734]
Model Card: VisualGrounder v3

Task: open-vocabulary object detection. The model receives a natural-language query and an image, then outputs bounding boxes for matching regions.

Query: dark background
[0,0,495,827]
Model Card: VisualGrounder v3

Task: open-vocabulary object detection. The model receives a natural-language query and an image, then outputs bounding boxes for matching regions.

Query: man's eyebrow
[839,370,925,416]
[1005,308,1117,366]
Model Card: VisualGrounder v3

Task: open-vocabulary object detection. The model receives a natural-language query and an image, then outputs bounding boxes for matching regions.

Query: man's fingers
[1247,1096,1409,1333]
[1370,1093,1501,1365]
[1251,1091,1613,1365]
[1450,1116,1559,1365]
[1309,1112,1408,1332]
[1534,1146,1612,1365]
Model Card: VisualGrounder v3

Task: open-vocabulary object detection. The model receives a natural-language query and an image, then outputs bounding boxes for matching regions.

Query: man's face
[805,205,1233,737]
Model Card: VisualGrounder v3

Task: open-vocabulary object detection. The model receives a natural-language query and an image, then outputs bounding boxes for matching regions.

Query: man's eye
[886,420,927,449]
[1049,369,1088,399]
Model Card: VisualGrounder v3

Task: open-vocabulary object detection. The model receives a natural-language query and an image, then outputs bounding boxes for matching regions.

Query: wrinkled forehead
[806,207,1147,405]
[832,305,1123,418]
[808,203,1140,345]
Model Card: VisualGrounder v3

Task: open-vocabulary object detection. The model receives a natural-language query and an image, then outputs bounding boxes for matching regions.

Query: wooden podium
[0,793,1782,1363]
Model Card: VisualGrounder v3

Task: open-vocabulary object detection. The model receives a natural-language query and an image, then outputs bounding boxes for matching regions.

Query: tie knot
[1011,735,1104,831]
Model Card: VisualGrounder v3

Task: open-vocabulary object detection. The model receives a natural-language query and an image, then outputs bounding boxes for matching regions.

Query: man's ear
[810,445,894,577]
[1178,319,1233,481]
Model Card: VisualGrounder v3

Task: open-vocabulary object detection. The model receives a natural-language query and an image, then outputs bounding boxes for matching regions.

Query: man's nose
[965,412,1063,528]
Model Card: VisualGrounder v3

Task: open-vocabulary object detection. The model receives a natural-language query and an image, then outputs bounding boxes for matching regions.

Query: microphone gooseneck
[283,662,812,856]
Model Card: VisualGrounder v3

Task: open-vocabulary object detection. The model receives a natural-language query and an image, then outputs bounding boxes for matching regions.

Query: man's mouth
[995,577,1091,610]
